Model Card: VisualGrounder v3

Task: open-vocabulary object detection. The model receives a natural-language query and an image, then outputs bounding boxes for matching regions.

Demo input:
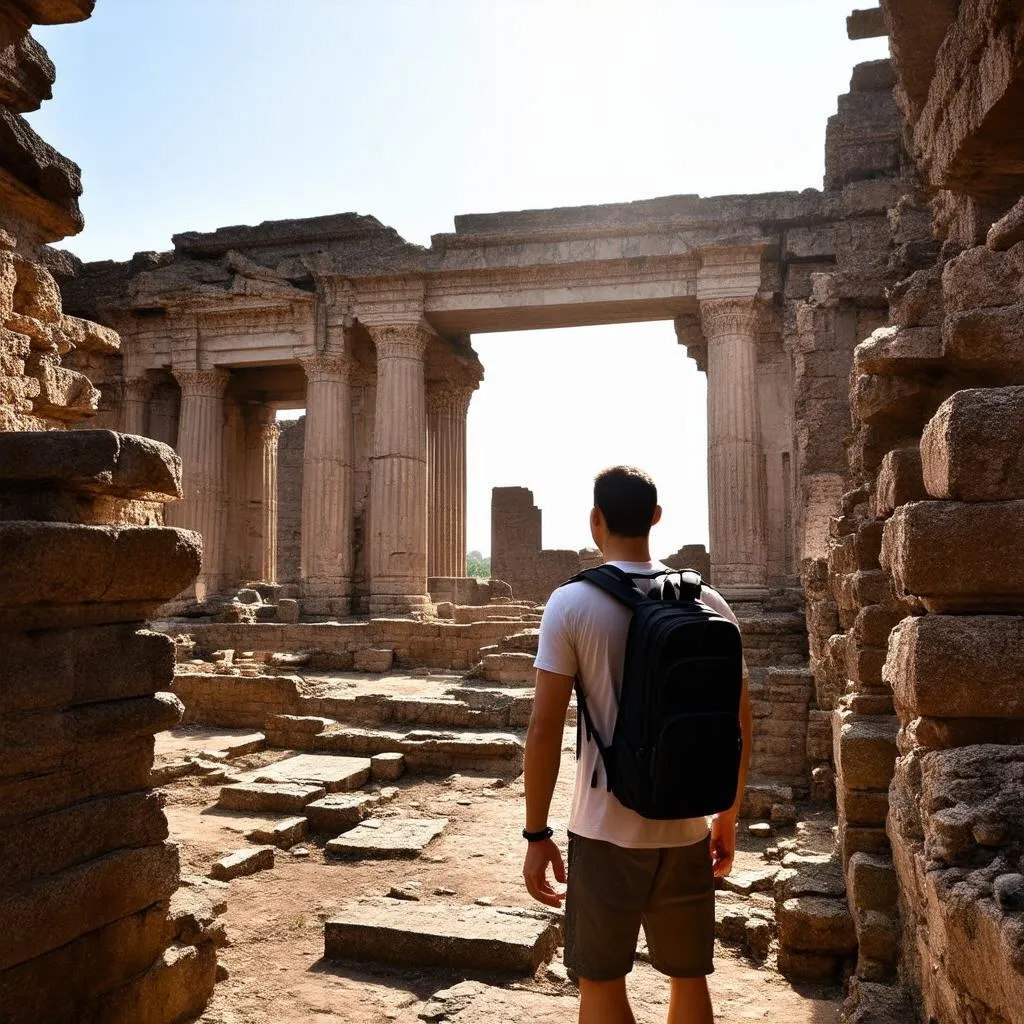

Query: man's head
[590,465,662,550]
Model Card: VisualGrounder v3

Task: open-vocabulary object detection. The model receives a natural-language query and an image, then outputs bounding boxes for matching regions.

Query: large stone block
[873,446,927,518]
[249,753,371,793]
[944,304,1024,376]
[326,816,447,859]
[834,709,899,791]
[777,896,857,954]
[887,615,1024,719]
[216,782,325,813]
[883,500,1024,612]
[921,387,1024,501]
[324,899,560,973]
[847,852,897,913]
[0,841,180,971]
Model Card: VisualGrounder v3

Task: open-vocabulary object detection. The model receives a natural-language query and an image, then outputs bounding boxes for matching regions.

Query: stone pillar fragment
[121,376,151,437]
[300,355,353,616]
[367,322,431,615]
[167,369,229,600]
[242,407,280,584]
[428,381,475,578]
[700,297,768,589]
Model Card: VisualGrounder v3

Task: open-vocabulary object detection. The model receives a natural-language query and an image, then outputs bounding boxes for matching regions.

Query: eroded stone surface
[325,816,447,859]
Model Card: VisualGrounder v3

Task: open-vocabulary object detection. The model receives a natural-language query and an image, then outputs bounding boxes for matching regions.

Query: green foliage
[466,550,491,578]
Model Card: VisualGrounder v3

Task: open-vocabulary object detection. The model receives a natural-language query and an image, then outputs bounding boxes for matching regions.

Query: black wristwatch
[523,826,554,842]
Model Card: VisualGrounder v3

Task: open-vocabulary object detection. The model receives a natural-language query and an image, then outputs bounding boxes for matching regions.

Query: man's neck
[601,535,653,563]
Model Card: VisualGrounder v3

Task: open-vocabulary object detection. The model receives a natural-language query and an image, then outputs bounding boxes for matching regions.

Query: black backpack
[564,565,743,820]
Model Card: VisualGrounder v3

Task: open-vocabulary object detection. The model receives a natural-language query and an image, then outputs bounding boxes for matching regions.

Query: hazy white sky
[34,1,885,556]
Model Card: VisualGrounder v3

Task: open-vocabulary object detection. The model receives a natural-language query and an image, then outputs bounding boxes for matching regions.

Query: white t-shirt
[534,560,740,850]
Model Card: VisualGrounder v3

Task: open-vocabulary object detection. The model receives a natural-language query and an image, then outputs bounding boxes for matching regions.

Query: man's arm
[522,668,574,907]
[710,660,753,877]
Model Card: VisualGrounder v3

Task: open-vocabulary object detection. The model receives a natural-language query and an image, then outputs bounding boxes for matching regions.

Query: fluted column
[168,368,230,600]
[367,322,431,615]
[261,419,281,584]
[300,354,353,616]
[428,381,475,578]
[121,376,151,437]
[241,407,280,583]
[700,298,768,589]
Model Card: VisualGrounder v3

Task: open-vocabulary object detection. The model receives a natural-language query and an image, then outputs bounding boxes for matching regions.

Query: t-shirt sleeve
[533,588,579,678]
[700,585,740,628]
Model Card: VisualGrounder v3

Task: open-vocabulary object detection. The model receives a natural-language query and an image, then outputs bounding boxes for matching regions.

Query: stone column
[121,376,151,437]
[300,354,353,616]
[700,297,768,590]
[242,407,280,584]
[428,381,475,578]
[366,322,431,615]
[261,418,281,583]
[168,368,229,600]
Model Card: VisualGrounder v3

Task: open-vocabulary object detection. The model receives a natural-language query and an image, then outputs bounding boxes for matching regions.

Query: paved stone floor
[158,710,842,1024]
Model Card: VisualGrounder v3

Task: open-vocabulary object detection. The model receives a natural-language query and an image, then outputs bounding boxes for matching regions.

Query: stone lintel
[696,242,770,301]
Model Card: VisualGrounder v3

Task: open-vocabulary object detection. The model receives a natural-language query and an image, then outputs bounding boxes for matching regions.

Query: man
[522,465,752,1024]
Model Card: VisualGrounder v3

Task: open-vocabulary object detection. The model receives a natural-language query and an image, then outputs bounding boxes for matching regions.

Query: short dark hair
[593,466,658,537]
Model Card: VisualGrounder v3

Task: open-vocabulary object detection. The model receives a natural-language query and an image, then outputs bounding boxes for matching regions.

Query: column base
[368,593,433,617]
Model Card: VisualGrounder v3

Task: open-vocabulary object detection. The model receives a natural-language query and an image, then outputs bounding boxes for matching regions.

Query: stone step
[216,781,326,813]
[325,816,447,859]
[498,629,540,654]
[240,753,372,793]
[481,652,535,685]
[308,694,514,731]
[324,899,561,972]
[305,788,398,834]
[310,725,525,776]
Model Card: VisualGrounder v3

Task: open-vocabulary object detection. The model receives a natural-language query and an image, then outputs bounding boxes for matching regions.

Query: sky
[32,1,886,557]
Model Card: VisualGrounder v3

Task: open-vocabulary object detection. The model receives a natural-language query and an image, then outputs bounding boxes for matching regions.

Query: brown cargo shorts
[563,832,715,981]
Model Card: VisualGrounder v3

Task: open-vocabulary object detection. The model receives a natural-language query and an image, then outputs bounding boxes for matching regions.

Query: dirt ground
[159,725,842,1024]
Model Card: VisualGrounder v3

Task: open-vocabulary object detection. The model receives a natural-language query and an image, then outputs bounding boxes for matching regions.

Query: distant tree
[466,550,491,578]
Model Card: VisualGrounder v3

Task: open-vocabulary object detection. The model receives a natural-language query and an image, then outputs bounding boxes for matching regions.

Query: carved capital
[427,380,476,417]
[260,420,283,449]
[367,322,431,362]
[122,376,152,402]
[699,297,759,341]
[299,353,351,384]
[172,367,229,398]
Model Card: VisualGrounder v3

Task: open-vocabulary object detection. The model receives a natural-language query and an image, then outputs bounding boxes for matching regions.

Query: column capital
[172,367,229,398]
[299,353,352,383]
[366,321,432,361]
[699,297,760,339]
[426,379,477,416]
[260,419,283,448]
[123,375,152,402]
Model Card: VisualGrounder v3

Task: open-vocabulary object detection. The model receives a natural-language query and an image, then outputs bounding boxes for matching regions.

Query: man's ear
[651,504,663,527]
[590,506,603,532]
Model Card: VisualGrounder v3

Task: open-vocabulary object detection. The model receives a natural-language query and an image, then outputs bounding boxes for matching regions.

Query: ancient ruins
[3,1,1024,1022]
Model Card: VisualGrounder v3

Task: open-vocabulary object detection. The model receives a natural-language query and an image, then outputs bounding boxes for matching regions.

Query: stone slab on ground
[323,898,560,972]
[209,846,275,881]
[246,816,307,848]
[216,782,326,813]
[325,817,447,859]
[304,792,386,834]
[420,981,576,1022]
[371,751,405,781]
[250,753,371,793]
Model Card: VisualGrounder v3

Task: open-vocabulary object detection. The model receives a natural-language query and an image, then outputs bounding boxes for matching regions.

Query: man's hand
[523,837,566,907]
[711,812,737,878]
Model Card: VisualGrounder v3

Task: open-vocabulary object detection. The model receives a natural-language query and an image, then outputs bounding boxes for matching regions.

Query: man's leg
[667,976,713,1024]
[578,976,636,1024]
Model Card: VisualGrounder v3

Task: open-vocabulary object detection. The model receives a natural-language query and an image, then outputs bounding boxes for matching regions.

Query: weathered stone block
[834,710,899,791]
[0,842,179,971]
[325,816,447,859]
[944,304,1024,375]
[354,647,394,673]
[209,846,275,881]
[852,604,903,647]
[324,899,560,972]
[371,751,405,781]
[921,387,1024,501]
[250,753,370,793]
[887,614,1024,719]
[847,852,897,913]
[277,598,299,623]
[216,782,325,813]
[883,500,1024,612]
[778,896,857,954]
[854,325,944,376]
[246,816,307,849]
[873,446,927,518]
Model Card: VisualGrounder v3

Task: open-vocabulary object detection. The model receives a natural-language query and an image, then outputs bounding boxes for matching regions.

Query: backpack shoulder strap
[565,564,648,611]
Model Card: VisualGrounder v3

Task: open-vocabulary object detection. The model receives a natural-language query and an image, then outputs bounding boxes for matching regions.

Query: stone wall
[802,2,1024,1017]
[276,416,304,586]
[0,431,223,1023]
